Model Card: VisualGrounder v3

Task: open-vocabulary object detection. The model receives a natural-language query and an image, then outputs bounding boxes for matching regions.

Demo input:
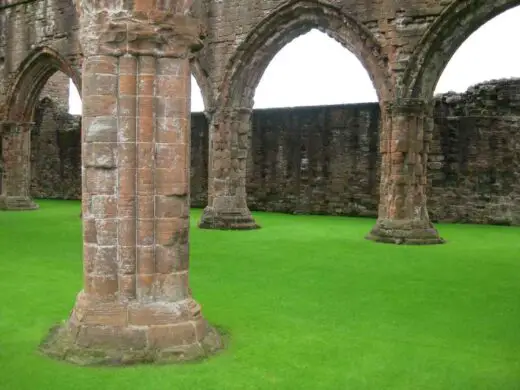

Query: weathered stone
[0,122,39,210]
[2,0,520,367]
[198,107,259,230]
[28,79,520,227]
[6,0,222,366]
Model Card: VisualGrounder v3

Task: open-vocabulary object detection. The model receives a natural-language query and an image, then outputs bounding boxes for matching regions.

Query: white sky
[68,6,520,115]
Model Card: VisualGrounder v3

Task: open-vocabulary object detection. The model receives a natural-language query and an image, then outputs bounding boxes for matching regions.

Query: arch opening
[191,75,205,113]
[30,71,83,201]
[254,28,378,109]
[36,71,74,114]
[435,5,520,95]
[240,18,382,216]
[68,79,82,115]
[198,1,389,229]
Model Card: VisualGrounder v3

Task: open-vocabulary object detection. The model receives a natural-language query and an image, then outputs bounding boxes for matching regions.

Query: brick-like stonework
[39,72,70,112]
[247,104,381,217]
[30,79,520,226]
[23,1,222,366]
[3,0,520,366]
[3,0,520,228]
[30,98,81,200]
[0,0,81,210]
[428,79,520,226]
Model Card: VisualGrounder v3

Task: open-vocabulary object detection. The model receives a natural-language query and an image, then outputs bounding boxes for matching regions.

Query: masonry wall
[30,98,81,199]
[190,113,209,207]
[428,80,520,225]
[39,72,70,112]
[29,79,520,225]
[247,104,381,216]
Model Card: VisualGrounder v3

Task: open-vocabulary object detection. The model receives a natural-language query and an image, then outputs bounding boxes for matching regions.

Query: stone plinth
[40,294,221,365]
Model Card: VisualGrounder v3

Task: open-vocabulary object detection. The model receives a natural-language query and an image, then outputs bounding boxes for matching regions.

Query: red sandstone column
[366,99,444,245]
[198,107,259,230]
[40,7,221,365]
[0,122,39,210]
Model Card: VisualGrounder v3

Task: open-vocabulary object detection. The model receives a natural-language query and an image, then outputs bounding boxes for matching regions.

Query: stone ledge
[198,206,260,230]
[38,292,224,366]
[0,196,39,211]
[39,320,223,366]
[366,218,445,245]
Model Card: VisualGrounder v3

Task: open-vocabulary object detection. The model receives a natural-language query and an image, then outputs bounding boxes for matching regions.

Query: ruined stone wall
[0,6,6,114]
[241,79,520,224]
[30,79,520,225]
[39,71,70,112]
[29,100,211,203]
[428,79,520,225]
[246,104,381,216]
[190,113,209,207]
[30,98,80,199]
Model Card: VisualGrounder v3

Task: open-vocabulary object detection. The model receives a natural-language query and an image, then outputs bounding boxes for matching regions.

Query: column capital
[210,106,254,123]
[207,106,253,116]
[80,10,206,58]
[382,98,433,116]
[220,106,254,115]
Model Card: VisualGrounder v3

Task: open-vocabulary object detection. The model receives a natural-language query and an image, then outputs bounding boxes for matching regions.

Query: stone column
[198,107,259,230]
[40,8,222,365]
[366,99,444,245]
[0,122,39,210]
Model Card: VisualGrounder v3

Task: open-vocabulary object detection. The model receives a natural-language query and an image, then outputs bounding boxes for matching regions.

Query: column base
[0,196,39,211]
[366,218,445,245]
[39,292,223,366]
[198,206,260,230]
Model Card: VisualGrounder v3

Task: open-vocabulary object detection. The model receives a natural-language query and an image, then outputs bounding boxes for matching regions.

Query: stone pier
[40,5,222,365]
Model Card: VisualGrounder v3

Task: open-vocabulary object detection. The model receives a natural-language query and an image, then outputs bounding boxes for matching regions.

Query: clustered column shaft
[0,122,38,210]
[117,55,139,301]
[40,9,221,365]
[198,107,259,230]
[366,99,444,245]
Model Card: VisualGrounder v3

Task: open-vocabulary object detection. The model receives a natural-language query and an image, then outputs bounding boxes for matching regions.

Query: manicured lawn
[0,199,519,389]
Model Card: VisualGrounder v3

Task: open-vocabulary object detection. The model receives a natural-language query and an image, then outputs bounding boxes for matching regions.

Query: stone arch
[6,46,81,122]
[0,46,81,210]
[403,0,520,99]
[218,0,391,109]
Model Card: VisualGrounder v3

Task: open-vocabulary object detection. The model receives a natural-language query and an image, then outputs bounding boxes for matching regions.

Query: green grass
[1,199,519,389]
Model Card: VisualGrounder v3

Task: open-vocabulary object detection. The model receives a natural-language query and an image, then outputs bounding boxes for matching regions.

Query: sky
[68,6,520,115]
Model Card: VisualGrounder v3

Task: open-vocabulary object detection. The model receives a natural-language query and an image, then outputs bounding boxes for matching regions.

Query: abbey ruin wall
[428,80,520,225]
[30,98,81,200]
[29,79,520,225]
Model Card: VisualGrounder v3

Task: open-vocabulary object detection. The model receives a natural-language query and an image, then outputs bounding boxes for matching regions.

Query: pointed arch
[217,0,391,109]
[6,46,81,122]
[402,0,520,99]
